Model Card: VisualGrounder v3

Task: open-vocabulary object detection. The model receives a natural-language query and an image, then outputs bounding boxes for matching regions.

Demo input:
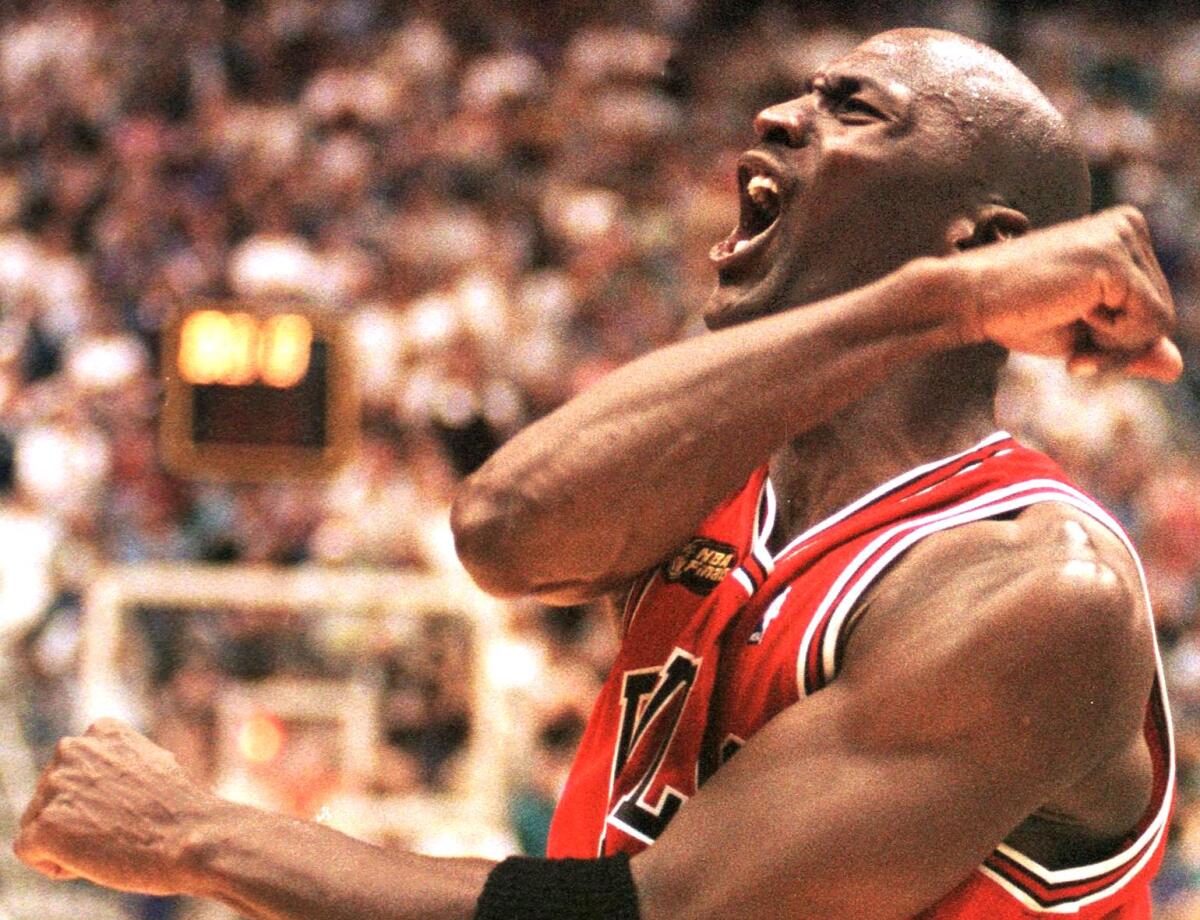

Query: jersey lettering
[606,649,700,844]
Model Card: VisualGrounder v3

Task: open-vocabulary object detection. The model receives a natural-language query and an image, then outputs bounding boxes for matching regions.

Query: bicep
[632,562,1150,920]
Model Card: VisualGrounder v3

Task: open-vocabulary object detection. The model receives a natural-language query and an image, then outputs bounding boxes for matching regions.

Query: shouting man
[15,27,1180,920]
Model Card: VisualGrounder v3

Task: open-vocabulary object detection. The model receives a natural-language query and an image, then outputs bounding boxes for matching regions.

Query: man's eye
[838,97,883,119]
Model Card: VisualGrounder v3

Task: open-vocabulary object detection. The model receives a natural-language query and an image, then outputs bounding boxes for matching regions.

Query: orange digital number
[178,310,313,388]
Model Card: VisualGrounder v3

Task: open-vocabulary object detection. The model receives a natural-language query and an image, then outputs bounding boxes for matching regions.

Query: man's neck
[766,349,1000,551]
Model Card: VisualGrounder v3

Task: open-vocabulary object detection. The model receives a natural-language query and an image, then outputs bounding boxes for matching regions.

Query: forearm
[453,257,965,601]
[182,801,494,920]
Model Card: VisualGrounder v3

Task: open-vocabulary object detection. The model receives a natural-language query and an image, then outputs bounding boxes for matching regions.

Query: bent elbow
[450,478,535,598]
[452,474,621,605]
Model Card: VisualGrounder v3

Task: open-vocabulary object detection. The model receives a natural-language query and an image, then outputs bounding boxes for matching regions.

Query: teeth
[747,174,778,204]
[720,170,781,262]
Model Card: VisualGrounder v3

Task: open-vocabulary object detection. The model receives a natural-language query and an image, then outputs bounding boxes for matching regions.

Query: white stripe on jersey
[753,586,792,641]
[727,475,778,596]
[772,430,1012,562]
[792,478,1173,910]
[978,824,1164,913]
[817,482,1099,680]
[792,481,1068,701]
[752,477,777,576]
[623,571,658,634]
[730,568,755,595]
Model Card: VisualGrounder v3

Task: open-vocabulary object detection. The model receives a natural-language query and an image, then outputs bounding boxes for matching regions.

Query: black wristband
[474,854,641,920]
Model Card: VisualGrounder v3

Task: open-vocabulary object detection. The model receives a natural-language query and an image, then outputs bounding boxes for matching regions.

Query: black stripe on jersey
[743,553,770,587]
[982,842,1153,908]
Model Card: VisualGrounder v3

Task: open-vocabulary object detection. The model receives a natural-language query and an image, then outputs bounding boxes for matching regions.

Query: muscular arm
[632,518,1155,920]
[15,207,1175,915]
[183,808,494,920]
[12,719,494,920]
[452,207,1178,604]
[452,259,959,603]
[14,515,1154,920]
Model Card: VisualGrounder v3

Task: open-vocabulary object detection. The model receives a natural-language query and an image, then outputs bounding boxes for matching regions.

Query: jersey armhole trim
[794,481,1174,913]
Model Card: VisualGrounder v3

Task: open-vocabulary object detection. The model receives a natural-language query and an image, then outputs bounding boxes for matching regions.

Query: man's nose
[753,100,810,147]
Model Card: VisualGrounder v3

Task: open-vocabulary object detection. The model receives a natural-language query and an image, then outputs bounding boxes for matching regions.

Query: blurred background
[0,0,1198,917]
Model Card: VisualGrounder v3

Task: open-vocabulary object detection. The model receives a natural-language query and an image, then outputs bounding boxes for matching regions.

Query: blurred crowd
[0,0,1199,915]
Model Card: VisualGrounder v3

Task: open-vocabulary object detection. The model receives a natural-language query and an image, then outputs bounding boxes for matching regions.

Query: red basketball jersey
[546,432,1174,917]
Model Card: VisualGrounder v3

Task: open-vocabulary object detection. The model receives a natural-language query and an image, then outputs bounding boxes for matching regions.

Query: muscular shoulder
[855,500,1146,648]
[839,500,1153,774]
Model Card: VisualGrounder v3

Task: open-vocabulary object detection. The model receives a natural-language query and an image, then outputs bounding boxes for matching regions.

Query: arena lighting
[238,712,287,764]
[160,301,358,481]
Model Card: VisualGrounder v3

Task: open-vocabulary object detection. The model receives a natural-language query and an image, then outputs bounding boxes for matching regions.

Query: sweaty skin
[14,28,1180,920]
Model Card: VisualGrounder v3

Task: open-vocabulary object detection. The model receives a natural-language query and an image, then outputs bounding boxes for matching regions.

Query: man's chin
[704,262,861,331]
[702,280,780,330]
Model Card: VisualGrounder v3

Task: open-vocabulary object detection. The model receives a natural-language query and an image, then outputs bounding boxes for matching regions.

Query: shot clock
[160,303,358,480]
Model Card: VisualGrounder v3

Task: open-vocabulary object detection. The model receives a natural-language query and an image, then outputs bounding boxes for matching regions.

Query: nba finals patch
[662,538,737,595]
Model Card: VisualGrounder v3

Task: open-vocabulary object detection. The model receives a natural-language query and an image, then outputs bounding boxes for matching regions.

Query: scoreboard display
[160,303,358,480]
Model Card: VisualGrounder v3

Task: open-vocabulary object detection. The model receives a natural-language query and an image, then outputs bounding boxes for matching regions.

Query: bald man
[15,28,1179,920]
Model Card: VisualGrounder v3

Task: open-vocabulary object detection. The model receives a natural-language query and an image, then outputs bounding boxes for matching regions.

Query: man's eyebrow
[823,69,916,121]
[824,71,895,98]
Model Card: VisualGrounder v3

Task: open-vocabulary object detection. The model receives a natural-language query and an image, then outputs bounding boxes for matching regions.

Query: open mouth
[710,154,785,273]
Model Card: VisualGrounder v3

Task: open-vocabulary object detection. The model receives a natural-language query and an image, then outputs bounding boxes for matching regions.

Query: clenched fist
[13,718,217,897]
[949,205,1180,381]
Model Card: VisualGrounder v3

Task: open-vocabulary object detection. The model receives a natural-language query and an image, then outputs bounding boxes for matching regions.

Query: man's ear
[946,205,1032,251]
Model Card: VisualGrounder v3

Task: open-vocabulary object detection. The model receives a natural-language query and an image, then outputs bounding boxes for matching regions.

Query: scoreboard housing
[160,302,358,481]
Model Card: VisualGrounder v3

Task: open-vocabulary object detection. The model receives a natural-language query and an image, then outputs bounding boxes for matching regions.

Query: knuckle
[1103,208,1140,245]
[1113,204,1143,228]
[41,798,67,826]
[100,717,125,733]
[38,762,59,787]
[53,737,76,761]
[1112,218,1135,248]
